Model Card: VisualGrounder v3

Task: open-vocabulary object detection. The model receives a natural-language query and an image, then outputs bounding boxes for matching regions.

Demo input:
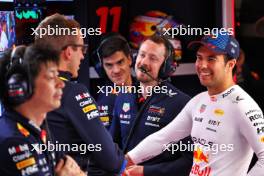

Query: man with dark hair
[35,13,125,175]
[110,35,193,176]
[126,32,264,176]
[96,33,133,129]
[0,43,85,175]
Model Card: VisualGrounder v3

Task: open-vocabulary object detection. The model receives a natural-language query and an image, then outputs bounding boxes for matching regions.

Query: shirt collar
[59,71,72,81]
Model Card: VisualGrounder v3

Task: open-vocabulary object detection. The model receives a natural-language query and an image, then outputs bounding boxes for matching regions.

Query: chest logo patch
[122,103,130,112]
[214,109,224,116]
[199,104,207,113]
[148,105,165,116]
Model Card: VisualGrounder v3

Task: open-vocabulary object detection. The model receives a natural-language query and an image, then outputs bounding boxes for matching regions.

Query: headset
[139,35,177,80]
[5,46,33,106]
[96,34,132,67]
[95,34,133,78]
[158,35,177,79]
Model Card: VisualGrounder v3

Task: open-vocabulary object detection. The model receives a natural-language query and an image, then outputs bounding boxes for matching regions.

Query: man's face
[135,40,166,83]
[68,32,85,78]
[195,46,233,90]
[102,51,132,86]
[31,62,64,112]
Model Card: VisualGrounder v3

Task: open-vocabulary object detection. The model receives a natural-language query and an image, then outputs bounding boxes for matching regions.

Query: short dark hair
[24,42,60,84]
[141,35,174,60]
[224,54,236,64]
[0,42,60,108]
[98,33,130,60]
[35,13,81,52]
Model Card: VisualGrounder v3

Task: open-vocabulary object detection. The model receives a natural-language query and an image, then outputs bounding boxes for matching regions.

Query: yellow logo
[260,136,264,143]
[82,104,96,113]
[214,109,224,116]
[100,116,109,122]
[17,123,30,137]
[16,157,36,170]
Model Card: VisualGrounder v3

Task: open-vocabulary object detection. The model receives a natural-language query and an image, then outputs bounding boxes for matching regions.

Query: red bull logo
[191,164,211,176]
[194,148,209,163]
[17,123,30,137]
[192,148,211,176]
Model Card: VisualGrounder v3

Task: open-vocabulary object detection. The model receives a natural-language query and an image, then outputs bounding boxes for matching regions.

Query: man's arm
[127,97,194,164]
[143,136,193,176]
[65,84,124,173]
[238,101,264,175]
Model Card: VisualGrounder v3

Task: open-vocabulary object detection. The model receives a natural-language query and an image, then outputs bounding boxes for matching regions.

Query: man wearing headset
[110,35,193,176]
[0,44,85,175]
[35,14,125,175]
[95,33,134,129]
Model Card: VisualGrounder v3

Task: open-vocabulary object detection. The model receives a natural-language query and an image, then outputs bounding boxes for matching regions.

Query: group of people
[0,13,263,176]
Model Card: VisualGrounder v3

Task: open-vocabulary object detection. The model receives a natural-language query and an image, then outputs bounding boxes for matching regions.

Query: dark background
[0,0,263,99]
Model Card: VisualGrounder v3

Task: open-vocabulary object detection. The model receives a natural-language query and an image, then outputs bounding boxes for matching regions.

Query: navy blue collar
[59,71,72,81]
[5,110,42,136]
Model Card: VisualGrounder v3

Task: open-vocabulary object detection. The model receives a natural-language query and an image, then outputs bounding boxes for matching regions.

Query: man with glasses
[35,13,125,175]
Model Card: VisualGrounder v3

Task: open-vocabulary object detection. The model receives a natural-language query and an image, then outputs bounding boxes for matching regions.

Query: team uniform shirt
[110,81,193,176]
[128,85,264,176]
[0,110,57,176]
[96,82,118,130]
[46,71,124,174]
[96,79,136,130]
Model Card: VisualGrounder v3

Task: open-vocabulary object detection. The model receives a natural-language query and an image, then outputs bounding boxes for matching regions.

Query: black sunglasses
[62,44,88,54]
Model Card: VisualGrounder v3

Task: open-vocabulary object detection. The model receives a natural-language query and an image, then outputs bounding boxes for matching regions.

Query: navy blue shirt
[46,71,124,175]
[0,110,57,176]
[110,81,193,176]
[96,79,136,130]
[96,83,117,130]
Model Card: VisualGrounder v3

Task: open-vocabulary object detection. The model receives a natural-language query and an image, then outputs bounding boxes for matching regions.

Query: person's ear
[228,59,236,70]
[62,46,72,61]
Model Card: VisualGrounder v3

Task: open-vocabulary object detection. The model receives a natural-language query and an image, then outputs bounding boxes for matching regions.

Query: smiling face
[195,46,236,94]
[135,40,166,84]
[102,51,132,86]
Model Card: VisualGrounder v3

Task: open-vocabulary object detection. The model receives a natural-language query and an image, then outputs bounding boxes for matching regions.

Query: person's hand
[125,154,135,168]
[55,155,86,176]
[124,165,144,176]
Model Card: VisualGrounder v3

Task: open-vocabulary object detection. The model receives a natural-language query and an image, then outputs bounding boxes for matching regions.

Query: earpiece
[158,36,177,79]
[5,46,32,106]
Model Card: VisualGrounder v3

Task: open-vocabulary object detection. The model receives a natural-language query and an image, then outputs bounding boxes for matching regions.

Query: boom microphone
[139,66,161,83]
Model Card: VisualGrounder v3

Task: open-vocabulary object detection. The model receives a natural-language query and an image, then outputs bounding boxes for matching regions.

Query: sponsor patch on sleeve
[82,104,97,113]
[16,157,36,170]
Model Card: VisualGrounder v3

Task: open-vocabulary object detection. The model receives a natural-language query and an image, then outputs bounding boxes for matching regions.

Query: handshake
[119,154,144,176]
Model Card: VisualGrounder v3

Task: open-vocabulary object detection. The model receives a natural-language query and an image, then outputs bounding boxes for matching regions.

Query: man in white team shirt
[125,32,264,176]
